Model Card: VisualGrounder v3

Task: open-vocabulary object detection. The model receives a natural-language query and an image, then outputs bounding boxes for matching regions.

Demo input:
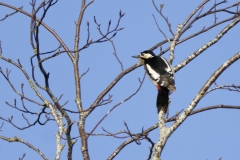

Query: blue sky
[0,0,240,160]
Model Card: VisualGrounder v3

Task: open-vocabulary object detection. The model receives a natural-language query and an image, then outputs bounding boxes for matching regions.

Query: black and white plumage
[132,50,176,113]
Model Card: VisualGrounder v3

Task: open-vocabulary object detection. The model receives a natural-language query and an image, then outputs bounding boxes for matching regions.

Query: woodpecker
[132,50,176,113]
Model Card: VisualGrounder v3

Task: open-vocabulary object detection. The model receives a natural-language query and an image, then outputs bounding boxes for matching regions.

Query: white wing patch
[146,64,160,81]
[161,57,173,72]
[161,57,174,79]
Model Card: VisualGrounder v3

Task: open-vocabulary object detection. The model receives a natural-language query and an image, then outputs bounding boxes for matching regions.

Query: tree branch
[74,1,95,160]
[169,0,210,64]
[88,74,146,136]
[0,2,74,61]
[152,51,240,159]
[174,16,240,72]
[108,104,240,159]
[0,135,48,160]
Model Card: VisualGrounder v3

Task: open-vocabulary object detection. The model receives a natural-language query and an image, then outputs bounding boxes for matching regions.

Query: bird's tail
[156,87,169,113]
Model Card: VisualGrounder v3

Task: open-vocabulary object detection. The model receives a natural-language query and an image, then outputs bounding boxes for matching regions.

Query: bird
[132,50,176,113]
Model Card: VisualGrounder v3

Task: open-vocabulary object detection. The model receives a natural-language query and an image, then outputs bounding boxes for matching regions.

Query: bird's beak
[132,55,140,58]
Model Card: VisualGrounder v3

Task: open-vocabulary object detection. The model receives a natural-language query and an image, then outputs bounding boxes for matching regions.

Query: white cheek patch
[146,64,160,80]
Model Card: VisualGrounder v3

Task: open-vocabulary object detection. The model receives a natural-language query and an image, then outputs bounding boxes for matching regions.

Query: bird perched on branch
[132,50,176,113]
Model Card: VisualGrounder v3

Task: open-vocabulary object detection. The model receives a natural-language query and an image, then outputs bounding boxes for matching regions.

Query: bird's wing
[160,57,176,91]
[147,57,176,91]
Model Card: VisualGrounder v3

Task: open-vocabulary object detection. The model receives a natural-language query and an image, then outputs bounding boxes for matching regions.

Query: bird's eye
[141,53,144,56]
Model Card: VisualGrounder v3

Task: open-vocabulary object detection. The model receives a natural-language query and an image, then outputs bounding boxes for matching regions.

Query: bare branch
[63,108,79,114]
[174,16,240,73]
[73,1,95,159]
[99,128,130,139]
[79,68,90,80]
[168,0,210,65]
[87,63,142,116]
[0,57,46,102]
[111,41,124,71]
[0,67,42,106]
[208,0,227,12]
[214,0,218,24]
[205,83,240,96]
[91,15,124,71]
[0,2,74,61]
[78,12,124,52]
[175,14,238,51]
[160,51,240,158]
[39,49,62,63]
[0,47,68,160]
[152,1,174,36]
[0,6,22,21]
[19,153,26,160]
[123,121,141,145]
[0,135,48,160]
[152,14,168,39]
[88,74,146,136]
[108,104,240,159]
[145,136,155,160]
[190,105,240,116]
[96,95,113,107]
[182,0,210,28]
[38,45,62,63]
[0,106,52,130]
[0,41,2,55]
[164,0,213,61]
[180,1,239,36]
[152,108,167,159]
[0,122,3,132]
[28,3,74,157]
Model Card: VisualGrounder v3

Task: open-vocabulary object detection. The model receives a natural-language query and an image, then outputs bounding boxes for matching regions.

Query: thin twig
[152,14,168,39]
[0,6,22,21]
[152,1,174,36]
[214,0,218,24]
[205,84,240,96]
[0,122,4,132]
[88,74,146,136]
[19,153,26,160]
[145,136,155,160]
[79,68,90,80]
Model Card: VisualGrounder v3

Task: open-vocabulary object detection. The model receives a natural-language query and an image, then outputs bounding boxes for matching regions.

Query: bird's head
[132,50,155,60]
